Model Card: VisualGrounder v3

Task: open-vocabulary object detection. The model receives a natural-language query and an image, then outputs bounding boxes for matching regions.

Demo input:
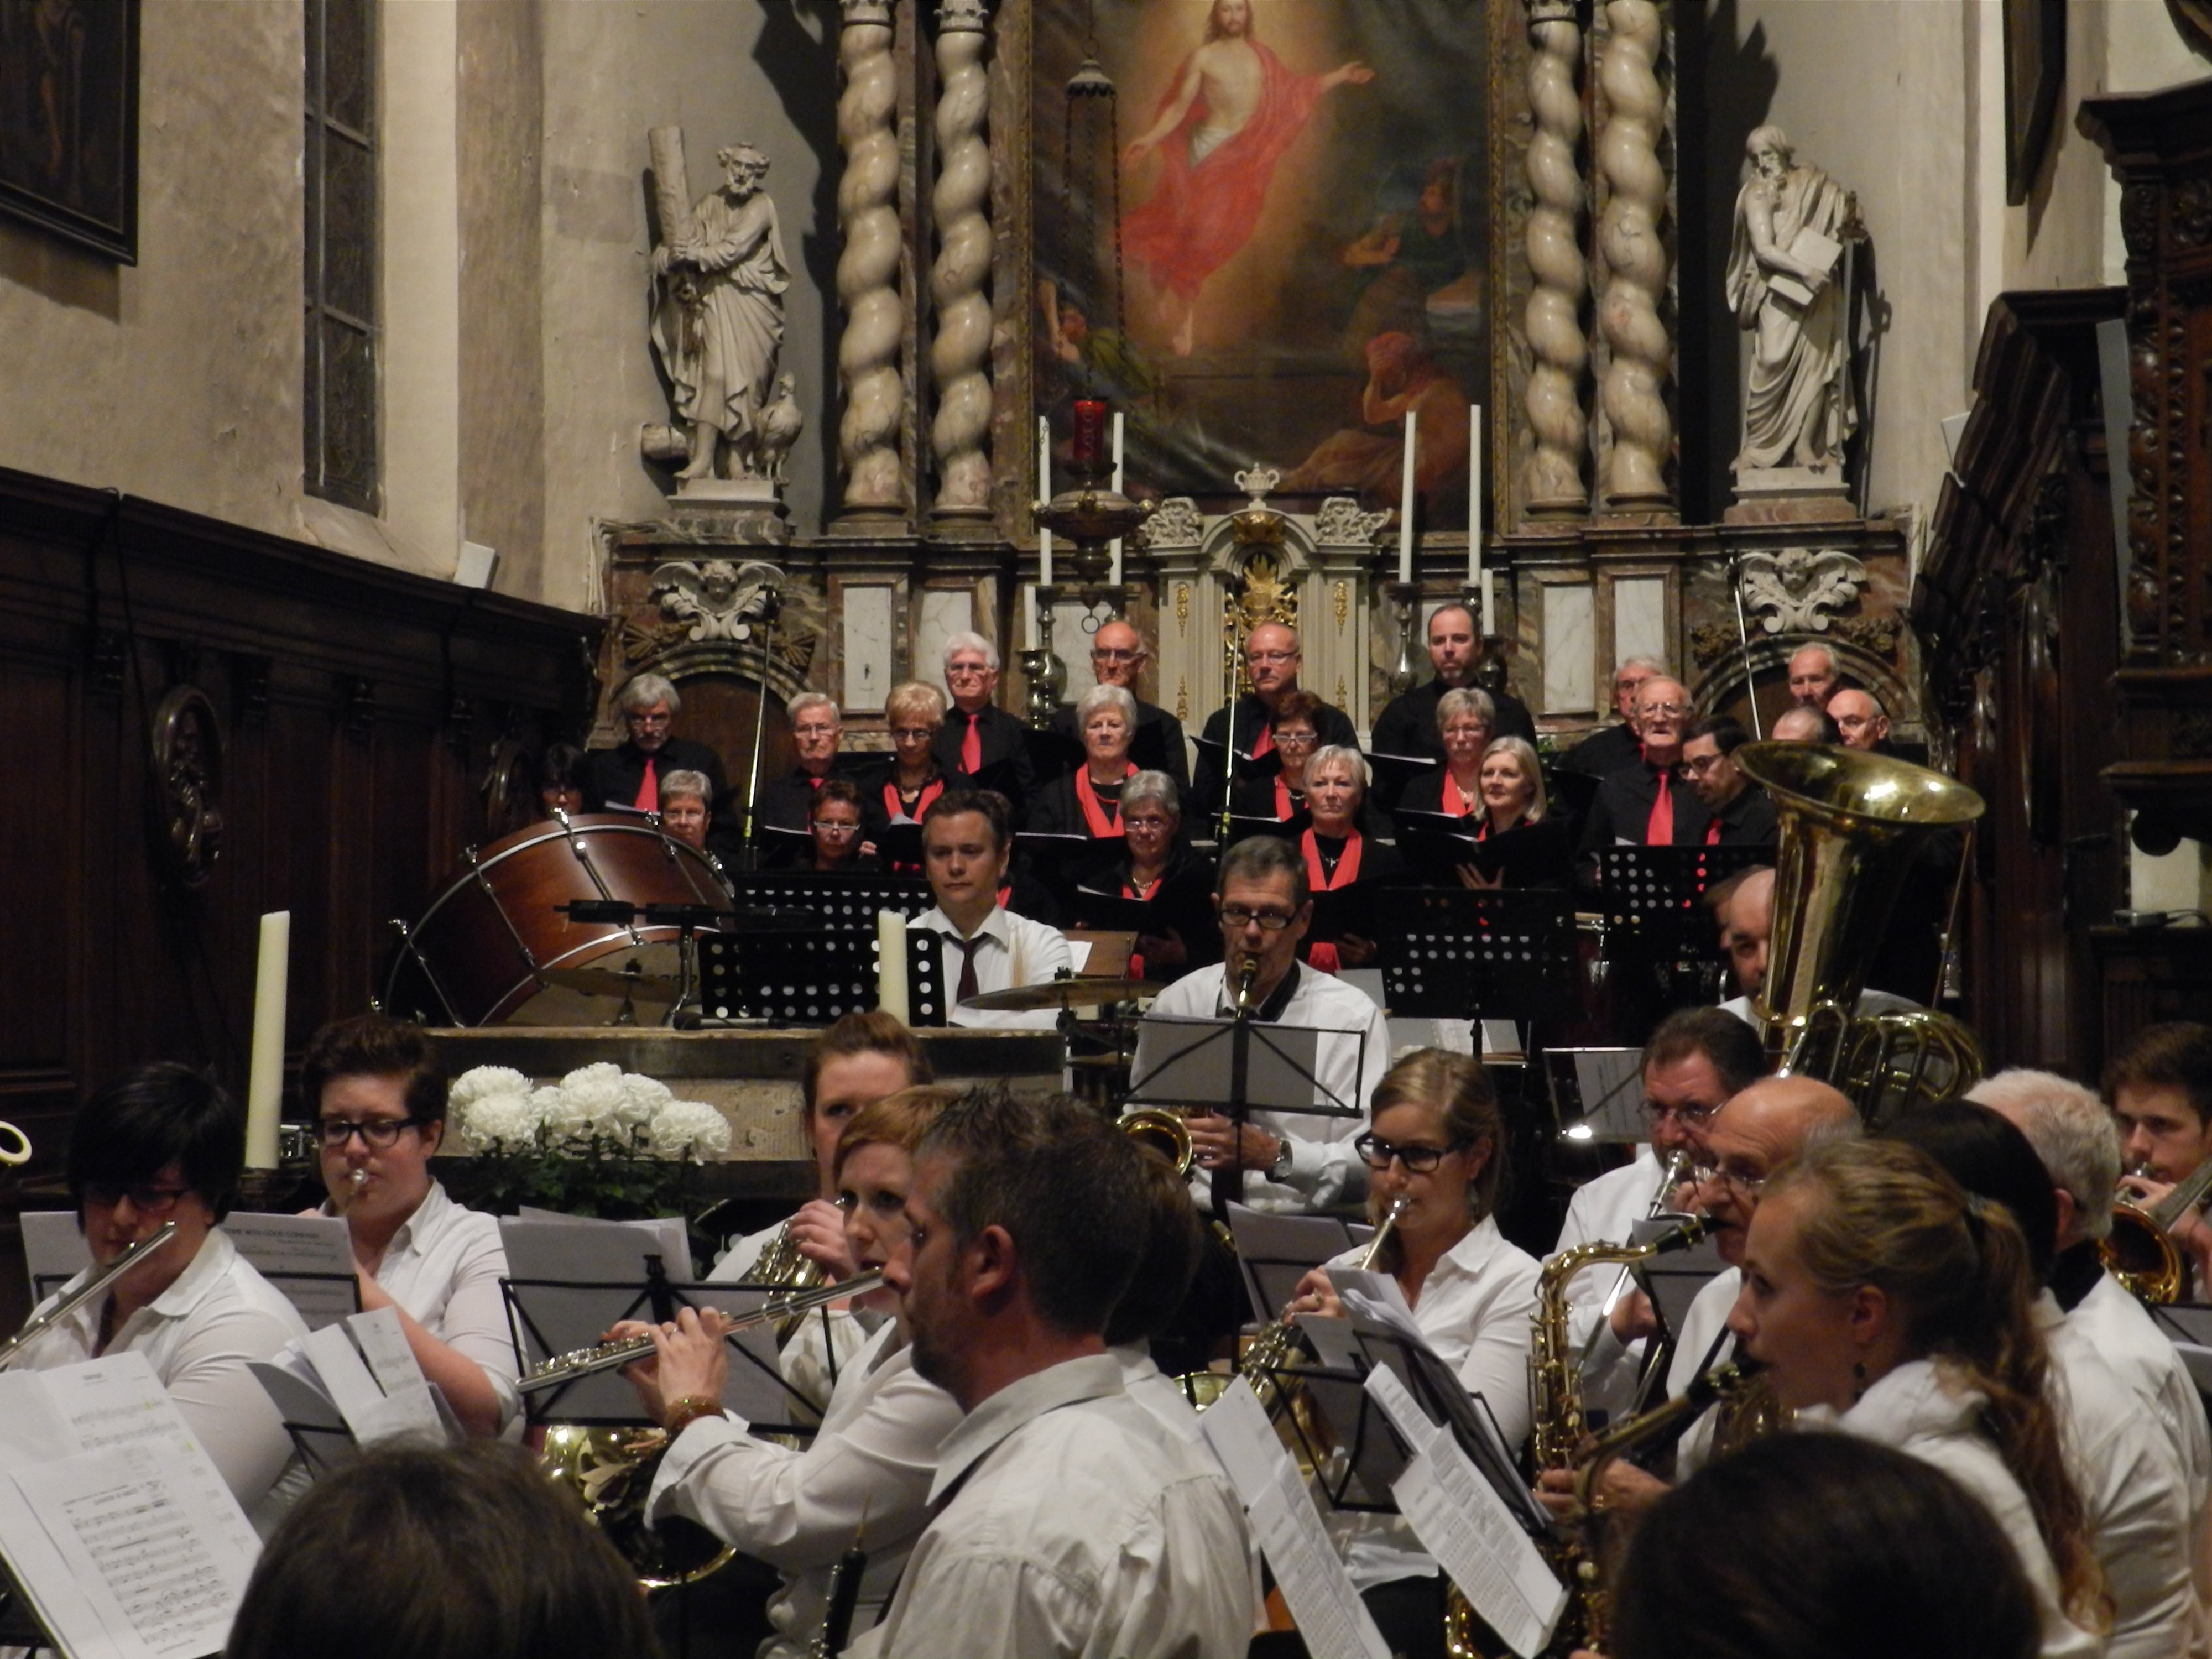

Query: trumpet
[0,1222,178,1369]
[518,1270,884,1395]
[1236,1194,1411,1400]
[2103,1155,2212,1304]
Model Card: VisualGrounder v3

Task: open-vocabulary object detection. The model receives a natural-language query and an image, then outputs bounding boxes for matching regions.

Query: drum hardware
[0,1223,178,1369]
[554,807,634,928]
[956,974,1163,1012]
[387,917,459,1024]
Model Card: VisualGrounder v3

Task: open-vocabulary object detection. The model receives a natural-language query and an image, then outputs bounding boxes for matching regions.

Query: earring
[1851,1359,1868,1404]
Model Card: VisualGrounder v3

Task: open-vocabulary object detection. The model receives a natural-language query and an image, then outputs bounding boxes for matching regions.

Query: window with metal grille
[303,0,378,512]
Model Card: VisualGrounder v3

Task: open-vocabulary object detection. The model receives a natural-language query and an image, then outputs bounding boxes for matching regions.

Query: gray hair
[1121,770,1181,818]
[789,692,840,726]
[618,673,681,716]
[1789,642,1838,675]
[1306,744,1369,795]
[1479,736,1548,821]
[1965,1068,2121,1243]
[659,769,712,806]
[1436,686,1496,735]
[1616,655,1669,681]
[1075,682,1138,730]
[1216,833,1310,908]
[943,630,1000,673]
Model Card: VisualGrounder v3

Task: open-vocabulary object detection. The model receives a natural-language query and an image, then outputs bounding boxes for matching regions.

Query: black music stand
[1375,887,1578,1026]
[1222,1203,1370,1327]
[1593,845,1770,1024]
[696,924,945,1026]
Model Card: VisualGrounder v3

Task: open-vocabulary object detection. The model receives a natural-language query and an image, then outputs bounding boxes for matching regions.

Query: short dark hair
[1641,1006,1767,1097]
[1882,1102,2060,1282]
[811,777,863,817]
[223,1442,655,1659]
[538,742,585,790]
[1271,689,1324,730]
[1103,1150,1203,1347]
[802,1010,931,1119]
[1683,716,1750,753]
[2105,1021,2212,1129]
[300,1015,449,1129]
[922,788,1013,854]
[69,1063,245,1222]
[1215,833,1311,909]
[916,1089,1147,1338]
[1611,1433,2041,1659]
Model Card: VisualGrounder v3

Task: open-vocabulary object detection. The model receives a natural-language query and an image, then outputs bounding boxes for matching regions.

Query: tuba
[1731,743,1986,1119]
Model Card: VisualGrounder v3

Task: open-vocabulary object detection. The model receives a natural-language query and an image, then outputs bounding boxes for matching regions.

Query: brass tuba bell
[1731,743,1987,1120]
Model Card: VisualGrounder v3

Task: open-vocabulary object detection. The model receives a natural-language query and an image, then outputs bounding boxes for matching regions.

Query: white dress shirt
[848,1352,1255,1659]
[326,1181,521,1432]
[2072,1269,2212,1516]
[2039,1293,2202,1659]
[11,1228,310,1534]
[1550,1148,1665,1419]
[1654,1265,1741,1480]
[1150,962,1389,1214]
[707,1212,870,1418]
[1815,1359,2103,1659]
[1113,1340,1203,1443]
[912,904,1073,1031]
[649,1319,962,1659]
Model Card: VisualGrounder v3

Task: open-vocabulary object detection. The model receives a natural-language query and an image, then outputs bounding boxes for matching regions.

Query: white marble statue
[1726,126,1858,478]
[650,142,792,486]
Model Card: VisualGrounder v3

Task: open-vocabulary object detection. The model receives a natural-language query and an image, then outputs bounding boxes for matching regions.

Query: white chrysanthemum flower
[560,1062,625,1092]
[558,1065,630,1133]
[537,1083,604,1139]
[450,1066,530,1109]
[617,1072,674,1126]
[648,1100,731,1160]
[460,1092,540,1151]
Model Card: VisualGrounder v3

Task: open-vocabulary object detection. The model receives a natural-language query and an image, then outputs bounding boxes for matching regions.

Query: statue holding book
[1726,126,1859,479]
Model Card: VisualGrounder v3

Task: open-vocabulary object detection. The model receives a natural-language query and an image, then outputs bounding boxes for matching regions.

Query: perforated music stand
[1593,846,1768,929]
[697,922,946,1026]
[1375,888,1578,1023]
[725,872,935,931]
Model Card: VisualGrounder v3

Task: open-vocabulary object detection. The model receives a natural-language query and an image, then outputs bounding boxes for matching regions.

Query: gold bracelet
[663,1394,724,1438]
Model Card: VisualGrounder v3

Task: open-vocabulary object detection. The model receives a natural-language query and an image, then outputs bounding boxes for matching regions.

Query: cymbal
[538,964,681,999]
[959,976,1163,1012]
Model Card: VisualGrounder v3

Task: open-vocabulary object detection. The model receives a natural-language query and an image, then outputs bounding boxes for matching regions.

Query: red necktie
[1705,815,1723,846]
[961,713,983,775]
[1646,769,1673,844]
[635,757,658,812]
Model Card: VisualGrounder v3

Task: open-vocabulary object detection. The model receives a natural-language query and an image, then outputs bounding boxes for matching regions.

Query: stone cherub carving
[646,132,799,488]
[1726,126,1860,479]
[649,559,782,643]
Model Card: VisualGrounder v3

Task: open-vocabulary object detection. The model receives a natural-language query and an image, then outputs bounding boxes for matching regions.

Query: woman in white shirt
[1728,1139,2106,1659]
[302,1016,519,1437]
[1295,1047,1540,1658]
[619,1086,966,1659]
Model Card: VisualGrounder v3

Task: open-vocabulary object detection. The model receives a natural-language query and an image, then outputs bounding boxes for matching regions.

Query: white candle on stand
[1037,416,1053,589]
[1109,413,1126,588]
[1468,403,1491,632]
[877,910,910,1025]
[245,911,290,1170]
[1397,408,1418,585]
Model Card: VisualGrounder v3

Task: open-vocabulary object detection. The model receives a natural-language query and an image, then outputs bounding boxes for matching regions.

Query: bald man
[1770,704,1839,744]
[1827,688,1891,753]
[1371,603,1536,806]
[1193,622,1358,823]
[1049,620,1190,792]
[1717,865,1775,1017]
[1787,643,1840,708]
[1577,676,1715,854]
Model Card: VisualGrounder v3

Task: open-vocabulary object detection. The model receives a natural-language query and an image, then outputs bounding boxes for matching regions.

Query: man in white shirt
[858,1091,1254,1658]
[910,789,1072,1032]
[12,1064,309,1535]
[1550,1006,1766,1417]
[1148,834,1389,1214]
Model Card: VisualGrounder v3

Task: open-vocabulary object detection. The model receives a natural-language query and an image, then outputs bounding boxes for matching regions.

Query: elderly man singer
[583,672,729,817]
[933,633,1035,806]
[1049,619,1190,793]
[1193,622,1358,824]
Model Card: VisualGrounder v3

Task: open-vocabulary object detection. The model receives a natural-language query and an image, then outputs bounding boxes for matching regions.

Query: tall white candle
[1397,408,1418,585]
[1469,403,1490,631]
[245,910,290,1170]
[1036,415,1053,591]
[877,910,910,1025]
[1108,413,1126,588]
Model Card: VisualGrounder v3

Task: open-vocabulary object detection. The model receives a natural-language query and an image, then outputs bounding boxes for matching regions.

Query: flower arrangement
[440,1062,732,1220]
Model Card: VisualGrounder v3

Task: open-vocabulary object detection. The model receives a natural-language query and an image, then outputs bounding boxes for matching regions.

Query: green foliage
[439,1124,704,1227]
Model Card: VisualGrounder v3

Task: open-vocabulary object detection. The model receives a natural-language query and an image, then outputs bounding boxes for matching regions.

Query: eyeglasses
[812,818,860,836]
[83,1183,196,1215]
[318,1117,431,1150]
[1638,701,1690,720]
[890,726,935,741]
[1093,647,1140,664]
[794,722,840,739]
[1641,1098,1721,1129]
[1219,904,1300,931]
[1245,650,1298,666]
[1686,1156,1768,1197]
[946,661,991,679]
[1124,812,1174,833]
[1353,1133,1469,1173]
[1274,730,1320,748]
[625,710,672,728]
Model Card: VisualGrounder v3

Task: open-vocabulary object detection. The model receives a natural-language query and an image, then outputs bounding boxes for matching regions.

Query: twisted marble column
[1595,0,1673,511]
[929,0,993,518]
[1522,1,1589,516]
[837,0,904,515]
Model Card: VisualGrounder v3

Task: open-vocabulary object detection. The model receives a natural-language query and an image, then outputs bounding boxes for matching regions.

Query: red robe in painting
[1121,40,1326,302]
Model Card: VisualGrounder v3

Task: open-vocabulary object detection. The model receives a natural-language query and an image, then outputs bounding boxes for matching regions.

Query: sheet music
[1226,1204,1361,1326]
[219,1212,361,1329]
[509,1212,694,1280]
[1330,1269,1424,1343]
[1363,1366,1565,1659]
[346,1307,421,1397]
[1196,1379,1392,1659]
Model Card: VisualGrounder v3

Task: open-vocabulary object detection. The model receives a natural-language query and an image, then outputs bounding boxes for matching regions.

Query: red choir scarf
[1301,828,1363,975]
[1075,765,1137,838]
[884,776,945,822]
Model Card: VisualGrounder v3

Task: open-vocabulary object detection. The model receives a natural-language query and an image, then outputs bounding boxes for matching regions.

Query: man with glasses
[1550,1009,1766,1416]
[1370,604,1536,808]
[303,1015,520,1437]
[933,633,1035,810]
[1049,619,1190,794]
[1146,836,1388,1214]
[583,671,730,821]
[1577,675,1714,853]
[1559,655,1667,779]
[1681,716,1778,846]
[12,1063,310,1532]
[1192,622,1359,825]
[757,692,854,835]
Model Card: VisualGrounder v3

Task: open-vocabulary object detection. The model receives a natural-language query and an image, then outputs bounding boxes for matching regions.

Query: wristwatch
[1268,1136,1294,1182]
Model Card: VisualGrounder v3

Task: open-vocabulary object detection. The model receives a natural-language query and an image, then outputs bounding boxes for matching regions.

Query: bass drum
[384,815,734,1026]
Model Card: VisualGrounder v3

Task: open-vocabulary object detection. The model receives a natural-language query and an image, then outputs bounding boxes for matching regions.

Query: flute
[518,1270,885,1395]
[0,1223,179,1369]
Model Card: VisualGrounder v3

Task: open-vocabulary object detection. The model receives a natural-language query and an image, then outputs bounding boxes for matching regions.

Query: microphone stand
[1728,554,1763,740]
[1211,956,1260,1215]
[1218,677,1239,844]
[739,589,783,872]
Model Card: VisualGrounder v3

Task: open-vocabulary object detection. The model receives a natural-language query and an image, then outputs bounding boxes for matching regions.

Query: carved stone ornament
[1136,497,1203,550]
[1314,497,1392,546]
[1689,620,1738,669]
[649,558,784,642]
[1736,546,1867,633]
[1234,466,1282,509]
[153,685,225,889]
